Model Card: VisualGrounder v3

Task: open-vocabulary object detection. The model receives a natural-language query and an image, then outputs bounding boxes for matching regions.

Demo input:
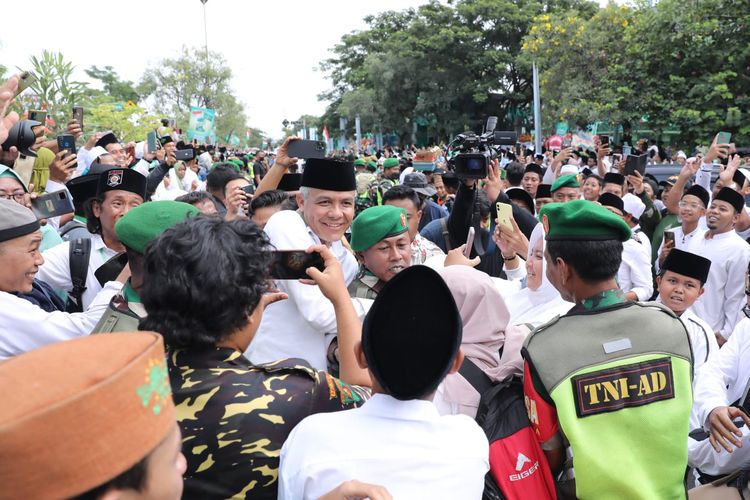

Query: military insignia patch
[107,169,124,188]
[399,212,407,229]
[571,358,675,418]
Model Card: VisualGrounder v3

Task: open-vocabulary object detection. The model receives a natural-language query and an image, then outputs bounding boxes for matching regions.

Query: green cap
[540,199,631,242]
[0,165,28,192]
[367,160,378,171]
[383,158,400,169]
[350,205,409,252]
[353,159,366,167]
[551,174,580,192]
[115,201,200,254]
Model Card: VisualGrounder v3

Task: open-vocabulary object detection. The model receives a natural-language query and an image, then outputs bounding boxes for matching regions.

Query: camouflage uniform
[168,347,369,499]
[347,270,383,300]
[92,282,144,333]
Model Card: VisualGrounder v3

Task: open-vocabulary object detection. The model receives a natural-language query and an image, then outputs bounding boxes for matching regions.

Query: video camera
[448,117,517,179]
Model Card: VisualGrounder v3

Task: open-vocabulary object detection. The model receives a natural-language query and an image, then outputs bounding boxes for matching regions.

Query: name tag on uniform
[571,358,675,418]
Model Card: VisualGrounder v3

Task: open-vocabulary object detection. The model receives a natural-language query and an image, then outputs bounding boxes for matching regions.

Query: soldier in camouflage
[348,205,412,300]
[140,216,371,499]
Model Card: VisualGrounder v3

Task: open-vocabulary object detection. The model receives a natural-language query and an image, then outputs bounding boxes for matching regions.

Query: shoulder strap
[458,358,494,395]
[59,220,85,238]
[439,217,453,251]
[67,238,91,312]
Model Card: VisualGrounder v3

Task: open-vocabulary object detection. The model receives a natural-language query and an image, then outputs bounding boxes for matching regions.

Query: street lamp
[200,0,209,60]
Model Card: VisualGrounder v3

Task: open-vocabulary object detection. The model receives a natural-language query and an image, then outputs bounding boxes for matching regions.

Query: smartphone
[612,153,622,163]
[29,110,46,124]
[623,154,647,176]
[496,202,514,232]
[72,106,84,129]
[600,135,610,146]
[241,184,255,196]
[464,227,475,258]
[268,250,325,280]
[663,230,675,248]
[94,252,128,287]
[13,71,36,97]
[562,137,572,149]
[56,134,77,155]
[499,169,507,180]
[147,131,158,153]
[287,139,327,159]
[717,132,732,145]
[30,190,74,219]
[175,149,194,161]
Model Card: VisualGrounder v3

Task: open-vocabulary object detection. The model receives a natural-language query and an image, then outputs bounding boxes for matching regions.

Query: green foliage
[84,65,141,103]
[139,46,250,143]
[84,96,162,143]
[523,0,750,146]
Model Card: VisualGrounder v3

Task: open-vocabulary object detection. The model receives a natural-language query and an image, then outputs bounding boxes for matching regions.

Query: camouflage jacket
[347,270,383,300]
[168,347,369,499]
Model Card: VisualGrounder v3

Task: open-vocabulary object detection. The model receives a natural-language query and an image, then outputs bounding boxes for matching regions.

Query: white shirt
[654,225,701,274]
[631,225,651,258]
[680,307,719,378]
[279,393,489,500]
[618,238,653,301]
[687,230,750,339]
[0,281,122,360]
[689,316,750,475]
[246,210,359,371]
[36,234,119,310]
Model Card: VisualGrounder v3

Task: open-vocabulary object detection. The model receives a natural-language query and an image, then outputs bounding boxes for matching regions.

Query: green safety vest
[524,300,693,499]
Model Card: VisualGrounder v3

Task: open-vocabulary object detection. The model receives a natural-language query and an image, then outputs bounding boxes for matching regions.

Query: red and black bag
[459,360,557,500]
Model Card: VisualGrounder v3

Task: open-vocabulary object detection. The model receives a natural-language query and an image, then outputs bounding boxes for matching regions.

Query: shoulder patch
[571,358,675,418]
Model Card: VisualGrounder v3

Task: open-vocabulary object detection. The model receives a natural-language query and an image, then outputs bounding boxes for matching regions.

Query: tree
[140,46,248,143]
[84,65,141,103]
[24,51,90,134]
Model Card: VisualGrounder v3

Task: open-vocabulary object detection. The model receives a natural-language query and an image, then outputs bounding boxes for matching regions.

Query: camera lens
[467,158,483,170]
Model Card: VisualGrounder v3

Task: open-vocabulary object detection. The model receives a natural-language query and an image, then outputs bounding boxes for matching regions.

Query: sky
[1,0,615,140]
[1,0,429,139]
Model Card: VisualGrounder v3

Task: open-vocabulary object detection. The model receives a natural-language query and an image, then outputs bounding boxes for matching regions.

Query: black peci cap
[301,158,356,192]
[661,248,711,284]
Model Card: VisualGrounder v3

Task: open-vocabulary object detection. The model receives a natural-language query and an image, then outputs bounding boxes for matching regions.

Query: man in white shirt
[599,193,653,301]
[687,187,750,344]
[0,199,124,360]
[656,184,709,273]
[622,192,651,257]
[279,266,489,499]
[689,306,750,483]
[657,248,718,376]
[37,168,145,311]
[247,157,360,371]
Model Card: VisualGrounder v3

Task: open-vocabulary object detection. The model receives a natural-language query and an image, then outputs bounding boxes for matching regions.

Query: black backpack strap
[439,217,453,251]
[67,238,91,312]
[458,358,494,395]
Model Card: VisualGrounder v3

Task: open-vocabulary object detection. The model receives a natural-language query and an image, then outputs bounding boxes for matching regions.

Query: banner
[188,106,216,143]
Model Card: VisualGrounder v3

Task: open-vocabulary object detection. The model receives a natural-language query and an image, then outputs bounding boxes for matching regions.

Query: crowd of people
[2,69,750,499]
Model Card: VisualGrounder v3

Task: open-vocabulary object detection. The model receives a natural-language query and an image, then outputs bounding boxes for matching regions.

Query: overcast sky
[2,0,612,139]
[1,0,430,138]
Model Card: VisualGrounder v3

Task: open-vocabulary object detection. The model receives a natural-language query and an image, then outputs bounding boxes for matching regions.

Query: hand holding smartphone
[464,227,475,258]
[496,202,514,233]
[268,250,326,280]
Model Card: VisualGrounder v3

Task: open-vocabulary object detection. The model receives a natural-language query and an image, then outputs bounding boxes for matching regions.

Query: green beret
[353,159,366,167]
[551,174,580,192]
[115,201,200,254]
[350,205,409,252]
[367,160,378,170]
[540,199,631,242]
[383,158,400,169]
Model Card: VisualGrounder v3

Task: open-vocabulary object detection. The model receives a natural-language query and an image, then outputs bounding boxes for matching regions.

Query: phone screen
[73,106,84,129]
[268,250,325,280]
[717,132,732,145]
[147,132,157,153]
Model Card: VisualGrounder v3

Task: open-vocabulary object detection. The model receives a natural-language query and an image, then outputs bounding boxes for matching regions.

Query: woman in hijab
[433,265,528,418]
[505,224,573,328]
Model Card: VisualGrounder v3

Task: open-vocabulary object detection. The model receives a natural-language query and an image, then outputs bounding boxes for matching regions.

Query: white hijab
[506,224,573,327]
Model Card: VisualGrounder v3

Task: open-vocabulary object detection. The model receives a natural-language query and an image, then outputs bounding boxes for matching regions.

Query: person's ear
[99,488,123,500]
[295,192,305,210]
[448,347,465,375]
[698,287,705,299]
[355,341,368,370]
[656,275,662,289]
[354,251,365,264]
[92,200,102,218]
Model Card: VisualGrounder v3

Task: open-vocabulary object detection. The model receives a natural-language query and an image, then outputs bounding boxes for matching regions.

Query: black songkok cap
[96,169,147,200]
[524,164,543,178]
[301,158,356,192]
[66,174,99,217]
[682,185,709,208]
[277,173,302,192]
[661,248,711,284]
[535,184,552,199]
[159,135,174,146]
[604,172,625,186]
[598,192,625,213]
[361,266,462,401]
[715,187,745,213]
[94,132,119,149]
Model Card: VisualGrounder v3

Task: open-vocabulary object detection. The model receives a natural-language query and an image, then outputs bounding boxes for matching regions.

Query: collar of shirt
[122,280,141,303]
[359,393,441,422]
[172,346,249,369]
[705,229,736,241]
[572,288,627,313]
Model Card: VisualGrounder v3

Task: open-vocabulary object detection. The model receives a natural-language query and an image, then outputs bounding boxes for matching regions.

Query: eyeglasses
[678,201,703,210]
[0,192,25,203]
